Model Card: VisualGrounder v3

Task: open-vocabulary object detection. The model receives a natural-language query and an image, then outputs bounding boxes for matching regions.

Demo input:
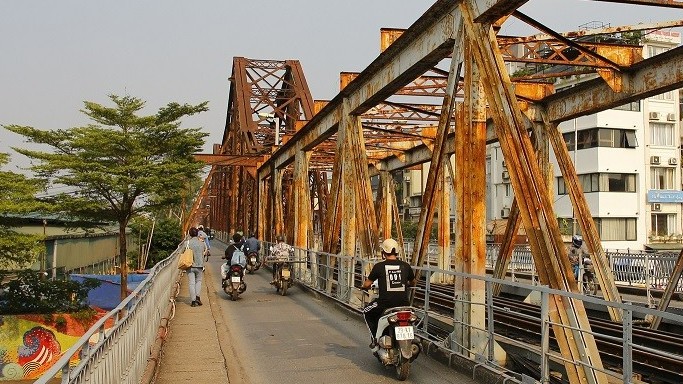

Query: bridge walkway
[152,241,483,384]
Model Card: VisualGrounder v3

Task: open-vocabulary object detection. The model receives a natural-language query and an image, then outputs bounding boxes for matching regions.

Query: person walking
[187,227,207,307]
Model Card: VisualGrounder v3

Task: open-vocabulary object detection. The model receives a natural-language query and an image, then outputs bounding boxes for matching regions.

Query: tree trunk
[119,220,128,301]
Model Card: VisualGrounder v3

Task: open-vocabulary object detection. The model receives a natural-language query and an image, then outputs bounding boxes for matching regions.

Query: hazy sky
[1,1,680,173]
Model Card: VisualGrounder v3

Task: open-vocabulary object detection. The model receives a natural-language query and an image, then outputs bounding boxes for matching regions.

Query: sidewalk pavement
[153,266,247,384]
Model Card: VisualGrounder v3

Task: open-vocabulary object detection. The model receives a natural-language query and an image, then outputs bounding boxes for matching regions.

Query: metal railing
[35,241,183,384]
[484,244,683,293]
[280,244,683,384]
[40,239,683,383]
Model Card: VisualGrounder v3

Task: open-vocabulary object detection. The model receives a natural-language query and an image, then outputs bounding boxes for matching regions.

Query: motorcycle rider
[244,232,261,264]
[224,233,246,272]
[568,235,587,280]
[269,235,292,285]
[360,238,416,352]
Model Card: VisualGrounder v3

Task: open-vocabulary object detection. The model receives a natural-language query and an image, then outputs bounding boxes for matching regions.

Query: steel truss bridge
[181,1,683,384]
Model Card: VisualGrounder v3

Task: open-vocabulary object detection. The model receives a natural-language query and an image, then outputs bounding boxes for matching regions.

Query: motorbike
[245,251,261,274]
[582,256,597,295]
[361,286,421,381]
[373,306,422,381]
[221,263,246,301]
[273,260,293,296]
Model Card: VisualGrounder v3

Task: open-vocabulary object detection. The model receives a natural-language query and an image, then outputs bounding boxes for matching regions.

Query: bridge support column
[544,114,623,322]
[452,43,487,356]
[461,2,606,382]
[293,150,312,283]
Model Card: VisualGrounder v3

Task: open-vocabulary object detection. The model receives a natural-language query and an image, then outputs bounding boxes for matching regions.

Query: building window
[650,122,676,146]
[651,213,676,236]
[563,128,637,150]
[651,167,675,189]
[558,173,636,194]
[613,101,640,112]
[595,217,637,241]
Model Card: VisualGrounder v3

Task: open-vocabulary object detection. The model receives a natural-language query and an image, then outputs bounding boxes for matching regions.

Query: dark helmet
[276,235,284,242]
[572,235,583,248]
[233,233,242,243]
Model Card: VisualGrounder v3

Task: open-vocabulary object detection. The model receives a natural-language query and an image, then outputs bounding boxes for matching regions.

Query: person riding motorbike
[244,232,261,264]
[269,235,292,285]
[224,233,246,274]
[360,238,416,353]
[568,235,587,280]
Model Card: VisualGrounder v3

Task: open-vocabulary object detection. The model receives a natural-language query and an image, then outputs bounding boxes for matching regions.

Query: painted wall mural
[0,313,107,381]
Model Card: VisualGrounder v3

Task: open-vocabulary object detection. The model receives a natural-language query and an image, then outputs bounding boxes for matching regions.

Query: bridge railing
[280,243,683,384]
[35,241,183,384]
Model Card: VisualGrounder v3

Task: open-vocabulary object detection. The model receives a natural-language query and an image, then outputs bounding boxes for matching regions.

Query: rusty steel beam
[543,46,683,122]
[647,248,683,329]
[471,0,530,24]
[595,0,683,7]
[461,1,606,382]
[261,2,459,176]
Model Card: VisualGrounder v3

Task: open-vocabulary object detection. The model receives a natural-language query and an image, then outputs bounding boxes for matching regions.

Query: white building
[487,29,682,251]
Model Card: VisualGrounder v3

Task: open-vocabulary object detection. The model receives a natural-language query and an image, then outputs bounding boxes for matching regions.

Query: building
[487,29,682,251]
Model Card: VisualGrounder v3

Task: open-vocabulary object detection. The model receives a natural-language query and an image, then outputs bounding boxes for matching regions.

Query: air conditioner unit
[667,113,677,121]
[650,155,661,165]
[502,171,510,180]
[669,157,678,165]
[652,203,662,212]
[501,207,510,218]
[649,111,661,120]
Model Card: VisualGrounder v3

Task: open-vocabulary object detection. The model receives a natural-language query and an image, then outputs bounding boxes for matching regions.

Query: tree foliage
[0,270,101,314]
[4,95,209,299]
[129,216,182,269]
[0,153,46,267]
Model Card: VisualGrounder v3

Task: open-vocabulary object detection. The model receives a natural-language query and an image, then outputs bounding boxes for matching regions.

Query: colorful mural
[0,313,107,381]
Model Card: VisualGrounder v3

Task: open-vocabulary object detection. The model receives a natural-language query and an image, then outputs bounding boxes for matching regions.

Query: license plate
[231,276,241,283]
[395,326,414,340]
[282,269,290,278]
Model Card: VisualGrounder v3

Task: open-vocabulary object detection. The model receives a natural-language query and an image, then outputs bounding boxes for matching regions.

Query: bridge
[33,1,683,383]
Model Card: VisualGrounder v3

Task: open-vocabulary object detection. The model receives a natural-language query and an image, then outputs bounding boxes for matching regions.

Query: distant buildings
[398,29,682,251]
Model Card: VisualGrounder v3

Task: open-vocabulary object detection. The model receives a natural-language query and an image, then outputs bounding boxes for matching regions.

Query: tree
[4,95,208,300]
[0,153,46,268]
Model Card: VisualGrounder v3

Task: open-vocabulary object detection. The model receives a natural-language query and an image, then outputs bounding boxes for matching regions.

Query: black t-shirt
[367,259,415,307]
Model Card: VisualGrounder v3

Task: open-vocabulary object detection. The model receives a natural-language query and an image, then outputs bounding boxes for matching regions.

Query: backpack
[231,245,247,268]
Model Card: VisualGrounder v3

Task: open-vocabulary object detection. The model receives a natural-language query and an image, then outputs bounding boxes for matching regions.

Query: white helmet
[380,238,400,255]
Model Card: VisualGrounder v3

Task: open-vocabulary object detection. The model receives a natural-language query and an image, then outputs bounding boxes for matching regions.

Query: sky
[1,1,681,175]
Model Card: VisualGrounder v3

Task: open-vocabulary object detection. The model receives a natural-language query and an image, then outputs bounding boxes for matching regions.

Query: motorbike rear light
[231,265,241,272]
[396,311,412,322]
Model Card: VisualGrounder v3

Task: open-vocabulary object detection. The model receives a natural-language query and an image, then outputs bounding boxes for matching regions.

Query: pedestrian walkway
[153,263,249,384]
[153,268,225,383]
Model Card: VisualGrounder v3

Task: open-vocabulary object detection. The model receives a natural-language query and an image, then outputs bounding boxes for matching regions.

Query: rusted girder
[461,1,606,382]
[543,46,683,122]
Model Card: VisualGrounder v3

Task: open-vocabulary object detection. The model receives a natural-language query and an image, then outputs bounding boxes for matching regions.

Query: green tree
[0,153,46,267]
[129,216,182,269]
[4,95,208,300]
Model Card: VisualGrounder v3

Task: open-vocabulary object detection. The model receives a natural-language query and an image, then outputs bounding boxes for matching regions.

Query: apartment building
[487,30,681,250]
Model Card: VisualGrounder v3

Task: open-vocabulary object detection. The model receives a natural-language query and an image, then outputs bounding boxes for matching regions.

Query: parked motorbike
[373,306,422,381]
[582,256,597,295]
[221,263,246,301]
[245,251,261,274]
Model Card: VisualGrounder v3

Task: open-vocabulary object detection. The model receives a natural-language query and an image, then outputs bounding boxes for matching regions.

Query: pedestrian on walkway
[187,227,207,307]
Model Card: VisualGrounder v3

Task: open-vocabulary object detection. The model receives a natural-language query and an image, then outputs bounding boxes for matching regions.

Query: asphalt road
[204,244,479,384]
